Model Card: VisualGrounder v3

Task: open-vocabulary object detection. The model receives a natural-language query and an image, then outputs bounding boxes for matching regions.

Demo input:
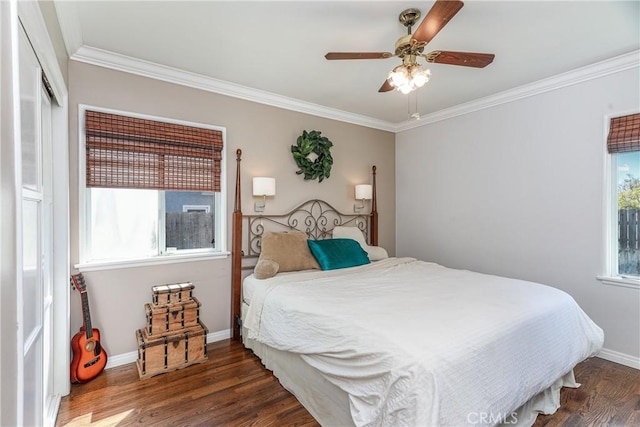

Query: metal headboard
[243,199,370,258]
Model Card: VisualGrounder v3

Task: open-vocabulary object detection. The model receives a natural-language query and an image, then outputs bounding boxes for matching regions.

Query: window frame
[76,105,228,271]
[598,111,640,289]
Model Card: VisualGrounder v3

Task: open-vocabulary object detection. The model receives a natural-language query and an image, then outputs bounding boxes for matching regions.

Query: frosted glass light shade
[411,65,431,88]
[355,184,372,200]
[388,64,431,94]
[253,177,276,196]
[388,65,409,88]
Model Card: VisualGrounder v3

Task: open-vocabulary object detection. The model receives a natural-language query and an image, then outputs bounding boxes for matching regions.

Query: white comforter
[244,258,604,427]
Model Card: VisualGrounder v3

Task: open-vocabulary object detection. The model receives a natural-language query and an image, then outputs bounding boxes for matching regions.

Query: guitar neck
[80,291,94,338]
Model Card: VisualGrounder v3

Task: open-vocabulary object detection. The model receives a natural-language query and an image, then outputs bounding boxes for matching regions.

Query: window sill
[596,275,640,290]
[76,251,230,272]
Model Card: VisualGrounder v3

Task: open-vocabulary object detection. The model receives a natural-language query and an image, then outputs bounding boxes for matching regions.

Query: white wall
[396,67,640,363]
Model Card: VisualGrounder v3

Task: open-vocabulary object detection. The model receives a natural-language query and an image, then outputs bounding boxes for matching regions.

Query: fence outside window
[166,212,214,250]
[618,208,640,276]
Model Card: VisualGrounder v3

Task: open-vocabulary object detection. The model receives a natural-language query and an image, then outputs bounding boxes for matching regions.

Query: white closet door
[19,23,53,427]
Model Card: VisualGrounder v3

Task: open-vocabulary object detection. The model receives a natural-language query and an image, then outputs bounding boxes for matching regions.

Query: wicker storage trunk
[136,321,208,379]
[151,282,194,306]
[145,297,200,337]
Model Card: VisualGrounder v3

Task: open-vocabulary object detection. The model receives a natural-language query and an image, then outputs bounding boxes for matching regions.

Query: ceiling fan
[325,0,495,94]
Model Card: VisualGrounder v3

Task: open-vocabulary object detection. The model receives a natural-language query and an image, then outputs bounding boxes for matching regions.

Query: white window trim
[596,275,640,290]
[598,110,640,290]
[75,251,230,272]
[158,190,166,254]
[77,104,227,266]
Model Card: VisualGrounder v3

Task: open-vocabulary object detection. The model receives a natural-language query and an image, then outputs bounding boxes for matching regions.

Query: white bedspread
[244,258,604,427]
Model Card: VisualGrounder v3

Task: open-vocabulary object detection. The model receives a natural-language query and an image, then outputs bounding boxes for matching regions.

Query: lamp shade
[355,184,372,200]
[253,177,276,196]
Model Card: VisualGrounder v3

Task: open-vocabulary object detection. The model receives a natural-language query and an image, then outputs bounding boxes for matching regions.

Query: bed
[229,150,604,426]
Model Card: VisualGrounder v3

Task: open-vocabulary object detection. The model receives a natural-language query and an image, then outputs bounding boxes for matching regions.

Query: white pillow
[333,226,368,247]
[332,226,388,261]
[365,246,389,261]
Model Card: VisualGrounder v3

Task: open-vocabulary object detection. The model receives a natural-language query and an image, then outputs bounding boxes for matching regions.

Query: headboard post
[231,149,242,340]
[370,165,378,246]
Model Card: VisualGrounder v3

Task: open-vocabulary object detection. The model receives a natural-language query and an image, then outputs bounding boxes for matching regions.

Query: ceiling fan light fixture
[388,65,410,88]
[388,63,431,94]
[410,64,431,88]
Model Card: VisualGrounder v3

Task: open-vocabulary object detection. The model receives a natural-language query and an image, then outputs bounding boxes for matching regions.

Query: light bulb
[411,66,431,88]
[389,65,410,88]
[399,84,413,95]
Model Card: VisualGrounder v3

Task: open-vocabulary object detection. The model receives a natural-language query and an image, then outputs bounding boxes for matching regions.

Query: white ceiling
[54,1,639,127]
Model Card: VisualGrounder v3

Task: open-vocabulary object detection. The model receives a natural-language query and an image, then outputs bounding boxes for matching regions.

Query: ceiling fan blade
[425,51,495,68]
[378,79,394,93]
[325,52,394,60]
[411,0,464,44]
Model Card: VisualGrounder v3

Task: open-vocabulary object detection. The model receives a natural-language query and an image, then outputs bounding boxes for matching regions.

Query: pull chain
[408,92,421,120]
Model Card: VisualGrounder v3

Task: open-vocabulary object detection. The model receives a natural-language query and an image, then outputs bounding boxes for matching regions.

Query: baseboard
[105,328,231,369]
[597,347,640,370]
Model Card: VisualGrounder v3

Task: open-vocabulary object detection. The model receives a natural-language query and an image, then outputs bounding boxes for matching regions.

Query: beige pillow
[332,226,389,261]
[258,231,320,272]
[253,259,280,279]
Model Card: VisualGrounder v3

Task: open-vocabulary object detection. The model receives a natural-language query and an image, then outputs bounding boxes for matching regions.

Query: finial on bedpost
[371,165,378,246]
[234,149,242,213]
[231,148,243,340]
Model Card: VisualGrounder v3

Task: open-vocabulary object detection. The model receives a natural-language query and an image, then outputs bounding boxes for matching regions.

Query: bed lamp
[354,184,372,213]
[253,177,276,212]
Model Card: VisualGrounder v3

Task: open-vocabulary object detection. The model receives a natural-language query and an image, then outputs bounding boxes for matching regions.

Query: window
[80,107,226,266]
[602,113,640,287]
[613,151,640,276]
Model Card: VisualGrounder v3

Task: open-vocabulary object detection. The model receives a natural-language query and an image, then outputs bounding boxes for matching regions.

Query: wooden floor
[56,339,640,427]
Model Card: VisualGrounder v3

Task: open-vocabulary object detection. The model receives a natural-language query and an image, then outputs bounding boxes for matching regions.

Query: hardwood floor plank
[533,356,640,427]
[57,340,639,427]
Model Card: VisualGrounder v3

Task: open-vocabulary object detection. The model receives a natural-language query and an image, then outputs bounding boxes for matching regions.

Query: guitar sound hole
[85,341,95,352]
[84,356,101,368]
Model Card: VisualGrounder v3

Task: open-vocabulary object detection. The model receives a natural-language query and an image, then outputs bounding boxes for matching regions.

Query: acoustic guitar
[70,273,107,383]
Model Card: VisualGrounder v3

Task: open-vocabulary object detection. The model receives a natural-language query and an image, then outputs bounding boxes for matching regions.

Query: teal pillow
[307,238,370,271]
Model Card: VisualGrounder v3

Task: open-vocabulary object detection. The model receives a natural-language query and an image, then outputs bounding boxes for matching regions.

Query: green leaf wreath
[291,130,333,182]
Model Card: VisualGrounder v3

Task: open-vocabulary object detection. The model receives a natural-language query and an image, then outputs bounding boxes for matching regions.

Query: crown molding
[68,43,638,135]
[52,0,82,58]
[394,50,640,132]
[71,46,396,133]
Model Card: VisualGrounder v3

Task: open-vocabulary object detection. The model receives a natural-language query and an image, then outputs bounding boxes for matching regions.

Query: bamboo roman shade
[85,110,223,191]
[607,113,640,154]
